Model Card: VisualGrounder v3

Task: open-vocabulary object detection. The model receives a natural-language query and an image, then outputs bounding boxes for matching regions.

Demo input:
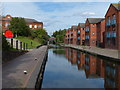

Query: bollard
[20,42,22,51]
[23,43,26,50]
[16,40,18,50]
[11,38,13,48]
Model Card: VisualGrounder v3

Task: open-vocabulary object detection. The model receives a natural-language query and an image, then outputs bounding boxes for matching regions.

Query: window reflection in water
[65,48,120,88]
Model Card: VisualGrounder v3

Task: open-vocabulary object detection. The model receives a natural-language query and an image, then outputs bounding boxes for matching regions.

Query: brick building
[85,18,104,46]
[96,19,105,48]
[104,3,120,50]
[71,26,78,45]
[77,23,85,45]
[1,14,43,32]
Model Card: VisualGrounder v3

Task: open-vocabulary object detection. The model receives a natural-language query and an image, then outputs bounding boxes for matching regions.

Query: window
[29,25,32,28]
[5,23,10,27]
[34,25,37,28]
[7,16,10,19]
[38,25,41,28]
[92,32,95,35]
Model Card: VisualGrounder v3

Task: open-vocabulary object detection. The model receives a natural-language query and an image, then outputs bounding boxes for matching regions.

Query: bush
[2,35,11,51]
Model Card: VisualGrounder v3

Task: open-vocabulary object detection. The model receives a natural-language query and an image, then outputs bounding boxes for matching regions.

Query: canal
[42,46,120,88]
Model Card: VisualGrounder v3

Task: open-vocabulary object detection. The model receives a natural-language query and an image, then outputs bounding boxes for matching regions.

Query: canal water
[42,46,120,88]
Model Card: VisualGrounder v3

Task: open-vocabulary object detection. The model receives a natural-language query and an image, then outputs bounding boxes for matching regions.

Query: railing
[106,21,111,27]
[111,19,116,25]
[6,38,28,50]
[77,37,80,40]
[78,31,80,34]
[106,32,116,38]
[85,28,90,32]
[85,35,89,39]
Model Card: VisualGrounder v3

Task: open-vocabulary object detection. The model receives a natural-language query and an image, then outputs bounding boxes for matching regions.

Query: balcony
[111,32,116,38]
[85,35,89,39]
[77,37,80,40]
[86,28,90,32]
[78,31,80,34]
[111,19,116,26]
[106,32,111,38]
[106,21,111,27]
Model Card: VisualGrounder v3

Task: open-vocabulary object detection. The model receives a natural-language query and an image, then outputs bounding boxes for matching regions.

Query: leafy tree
[52,29,66,43]
[30,28,49,44]
[9,17,30,37]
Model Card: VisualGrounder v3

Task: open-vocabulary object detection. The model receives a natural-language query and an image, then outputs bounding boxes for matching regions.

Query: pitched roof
[72,26,78,29]
[87,18,104,24]
[24,18,38,22]
[112,3,120,10]
[78,23,85,28]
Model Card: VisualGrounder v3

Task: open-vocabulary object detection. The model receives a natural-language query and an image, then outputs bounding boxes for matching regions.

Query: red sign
[4,30,14,38]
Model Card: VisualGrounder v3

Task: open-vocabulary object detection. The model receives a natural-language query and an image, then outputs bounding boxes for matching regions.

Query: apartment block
[71,26,78,45]
[1,14,43,32]
[105,3,120,50]
[85,18,104,46]
[77,23,85,45]
[96,19,105,48]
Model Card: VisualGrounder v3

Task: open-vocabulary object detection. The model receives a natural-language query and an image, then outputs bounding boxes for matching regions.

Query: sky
[1,0,119,35]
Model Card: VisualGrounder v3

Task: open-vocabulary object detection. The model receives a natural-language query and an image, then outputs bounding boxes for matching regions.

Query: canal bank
[60,44,120,61]
[2,45,48,89]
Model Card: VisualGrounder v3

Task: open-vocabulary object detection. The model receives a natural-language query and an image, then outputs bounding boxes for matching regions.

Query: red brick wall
[85,19,90,46]
[97,20,105,47]
[105,4,119,50]
[90,24,97,46]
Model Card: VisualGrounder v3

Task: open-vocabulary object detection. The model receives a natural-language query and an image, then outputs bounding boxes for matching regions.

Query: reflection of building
[104,3,120,50]
[96,58,105,78]
[71,49,77,64]
[1,14,43,32]
[104,62,120,88]
[77,51,85,70]
[85,55,98,78]
[65,48,69,59]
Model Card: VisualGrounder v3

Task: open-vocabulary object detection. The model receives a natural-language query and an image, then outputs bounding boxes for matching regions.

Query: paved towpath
[62,44,120,60]
[2,45,48,88]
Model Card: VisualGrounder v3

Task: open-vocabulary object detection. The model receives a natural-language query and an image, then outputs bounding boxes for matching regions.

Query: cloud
[1,0,119,2]
[3,2,111,35]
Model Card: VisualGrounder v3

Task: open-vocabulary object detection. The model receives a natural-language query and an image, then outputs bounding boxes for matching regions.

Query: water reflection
[65,48,120,88]
[42,47,120,88]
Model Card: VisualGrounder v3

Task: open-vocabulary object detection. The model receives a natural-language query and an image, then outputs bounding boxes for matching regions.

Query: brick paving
[2,45,48,88]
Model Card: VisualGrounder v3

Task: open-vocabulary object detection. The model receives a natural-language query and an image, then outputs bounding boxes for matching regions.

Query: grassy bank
[15,36,41,49]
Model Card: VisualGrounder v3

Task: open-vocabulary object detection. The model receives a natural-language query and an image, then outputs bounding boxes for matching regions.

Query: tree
[9,17,30,37]
[30,28,49,44]
[52,29,66,43]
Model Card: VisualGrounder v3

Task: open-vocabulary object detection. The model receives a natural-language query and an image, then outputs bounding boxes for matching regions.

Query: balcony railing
[106,21,111,27]
[111,19,116,25]
[85,35,89,39]
[77,37,80,40]
[86,28,90,32]
[78,31,80,34]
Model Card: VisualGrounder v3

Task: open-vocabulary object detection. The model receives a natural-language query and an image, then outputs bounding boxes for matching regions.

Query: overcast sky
[2,0,119,35]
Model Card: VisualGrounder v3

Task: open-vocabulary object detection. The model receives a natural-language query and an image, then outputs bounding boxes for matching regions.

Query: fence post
[26,43,28,50]
[16,40,18,50]
[20,42,22,51]
[23,43,25,50]
[11,38,13,48]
